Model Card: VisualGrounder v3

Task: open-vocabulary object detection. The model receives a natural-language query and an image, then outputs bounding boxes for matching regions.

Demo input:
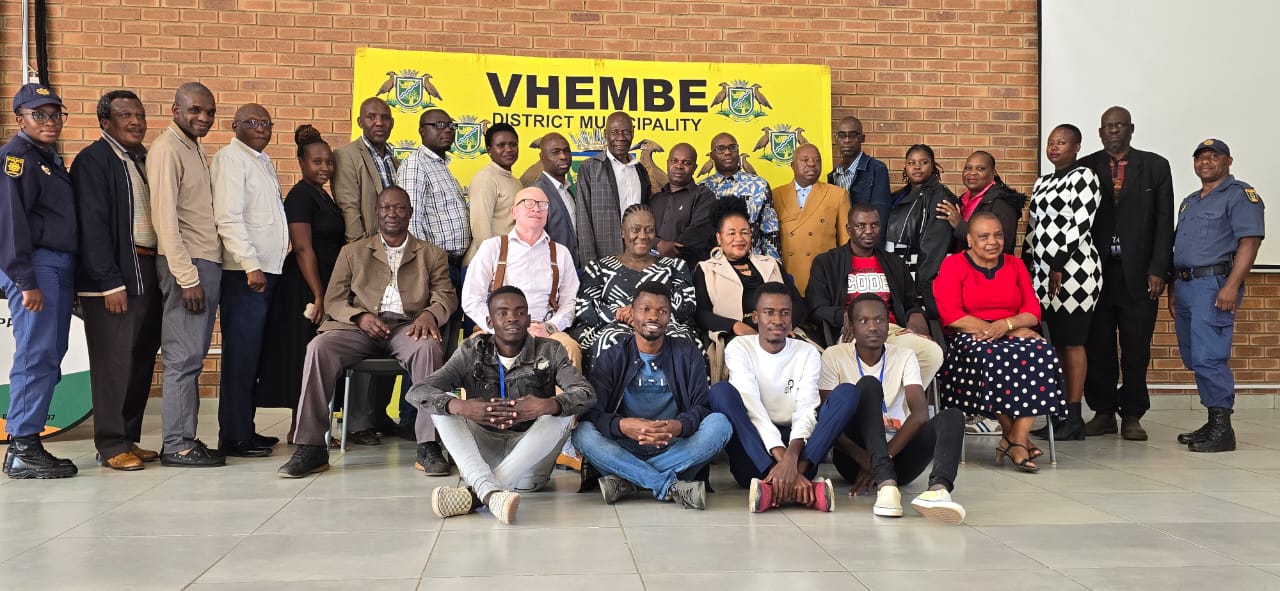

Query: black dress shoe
[347,429,381,446]
[218,440,274,458]
[278,444,330,478]
[160,442,226,467]
[250,433,280,447]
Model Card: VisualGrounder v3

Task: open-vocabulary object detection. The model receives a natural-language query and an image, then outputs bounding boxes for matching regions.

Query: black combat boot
[2,435,78,479]
[1187,407,1236,453]
[1177,420,1212,444]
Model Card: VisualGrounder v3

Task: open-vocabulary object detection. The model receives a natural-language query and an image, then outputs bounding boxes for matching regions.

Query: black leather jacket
[885,175,956,314]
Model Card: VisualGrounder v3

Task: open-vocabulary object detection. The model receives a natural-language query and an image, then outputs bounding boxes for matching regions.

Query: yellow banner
[352,48,832,192]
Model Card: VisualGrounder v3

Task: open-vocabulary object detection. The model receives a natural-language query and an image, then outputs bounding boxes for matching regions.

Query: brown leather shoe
[1121,417,1149,441]
[102,452,144,471]
[130,445,160,462]
[1084,412,1118,436]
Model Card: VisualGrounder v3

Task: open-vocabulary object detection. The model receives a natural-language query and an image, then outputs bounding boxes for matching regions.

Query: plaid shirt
[378,235,406,315]
[397,146,471,258]
[362,135,396,188]
[701,170,781,259]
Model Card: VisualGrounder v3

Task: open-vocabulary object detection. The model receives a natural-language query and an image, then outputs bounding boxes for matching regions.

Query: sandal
[1027,445,1044,459]
[996,438,1040,473]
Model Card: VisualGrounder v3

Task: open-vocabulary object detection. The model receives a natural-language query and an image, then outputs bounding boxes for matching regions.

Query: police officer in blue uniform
[1168,139,1264,453]
[0,83,79,479]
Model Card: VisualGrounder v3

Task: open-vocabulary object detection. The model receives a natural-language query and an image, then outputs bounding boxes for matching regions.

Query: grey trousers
[432,413,573,501]
[156,256,222,452]
[293,323,442,446]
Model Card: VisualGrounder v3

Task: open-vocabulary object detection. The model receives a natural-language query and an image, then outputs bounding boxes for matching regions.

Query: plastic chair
[326,357,409,453]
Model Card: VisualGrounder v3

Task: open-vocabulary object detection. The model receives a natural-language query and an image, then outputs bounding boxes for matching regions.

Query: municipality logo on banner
[391,139,418,162]
[753,124,810,167]
[378,69,442,113]
[449,116,490,160]
[712,80,772,123]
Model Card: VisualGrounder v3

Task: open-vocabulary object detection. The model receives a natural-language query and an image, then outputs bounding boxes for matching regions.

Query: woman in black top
[936,150,1027,255]
[885,144,957,314]
[255,125,342,411]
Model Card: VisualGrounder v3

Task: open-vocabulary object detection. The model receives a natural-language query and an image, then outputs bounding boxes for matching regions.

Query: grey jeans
[432,413,573,501]
[156,256,222,452]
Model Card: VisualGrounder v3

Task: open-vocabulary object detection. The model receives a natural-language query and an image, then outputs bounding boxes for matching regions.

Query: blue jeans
[0,249,75,437]
[572,414,732,500]
[1172,275,1241,409]
[218,270,279,442]
[709,380,861,488]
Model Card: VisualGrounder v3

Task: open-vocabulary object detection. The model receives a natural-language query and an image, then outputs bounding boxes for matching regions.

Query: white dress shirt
[378,235,408,316]
[542,171,576,229]
[606,151,643,214]
[212,137,288,274]
[462,229,579,332]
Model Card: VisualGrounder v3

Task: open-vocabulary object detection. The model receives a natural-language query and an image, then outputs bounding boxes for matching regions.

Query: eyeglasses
[516,199,550,211]
[20,110,67,125]
[606,129,633,138]
[712,143,739,154]
[377,204,410,213]
[235,119,273,129]
[422,121,457,130]
[834,131,863,139]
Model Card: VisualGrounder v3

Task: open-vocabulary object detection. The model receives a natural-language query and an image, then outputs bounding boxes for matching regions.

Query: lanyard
[497,360,508,399]
[856,348,888,414]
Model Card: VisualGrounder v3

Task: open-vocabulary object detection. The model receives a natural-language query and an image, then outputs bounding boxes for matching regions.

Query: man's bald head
[539,132,572,180]
[605,111,635,161]
[1099,105,1135,156]
[171,81,215,139]
[232,103,272,152]
[376,186,412,238]
[791,143,822,187]
[667,142,698,188]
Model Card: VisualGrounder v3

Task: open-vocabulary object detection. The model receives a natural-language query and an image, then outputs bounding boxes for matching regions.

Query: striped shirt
[398,146,470,259]
[101,131,155,249]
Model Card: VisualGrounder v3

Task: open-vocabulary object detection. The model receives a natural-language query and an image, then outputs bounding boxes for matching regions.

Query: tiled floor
[3,405,1280,590]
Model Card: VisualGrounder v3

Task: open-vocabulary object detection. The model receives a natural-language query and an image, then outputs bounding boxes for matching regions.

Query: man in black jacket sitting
[572,282,732,509]
[806,204,943,384]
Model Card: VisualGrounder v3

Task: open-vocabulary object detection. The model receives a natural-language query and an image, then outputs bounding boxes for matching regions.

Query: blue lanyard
[497,361,508,399]
[856,349,889,414]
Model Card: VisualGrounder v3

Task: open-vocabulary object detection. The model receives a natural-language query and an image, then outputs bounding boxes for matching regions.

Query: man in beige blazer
[278,186,458,478]
[773,143,850,296]
[334,97,397,243]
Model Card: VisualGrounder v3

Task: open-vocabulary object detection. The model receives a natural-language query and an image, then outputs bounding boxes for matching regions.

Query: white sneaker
[431,486,475,519]
[966,415,1002,434]
[873,485,903,517]
[486,490,520,525]
[911,489,966,525]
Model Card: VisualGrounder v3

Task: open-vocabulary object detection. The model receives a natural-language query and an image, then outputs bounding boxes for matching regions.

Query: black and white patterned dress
[941,334,1064,419]
[568,255,699,360]
[1023,165,1102,340]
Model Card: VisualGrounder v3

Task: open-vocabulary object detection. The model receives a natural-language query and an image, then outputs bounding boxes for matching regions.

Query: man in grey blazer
[529,132,578,263]
[574,112,650,262]
[334,97,396,243]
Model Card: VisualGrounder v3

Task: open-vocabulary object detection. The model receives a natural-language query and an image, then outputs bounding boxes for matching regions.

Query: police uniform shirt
[0,132,77,291]
[1172,175,1264,270]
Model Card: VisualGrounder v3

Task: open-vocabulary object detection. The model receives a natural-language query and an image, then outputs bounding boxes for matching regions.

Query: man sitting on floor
[573,282,732,509]
[276,186,457,478]
[820,293,967,524]
[408,286,595,525]
[708,282,857,513]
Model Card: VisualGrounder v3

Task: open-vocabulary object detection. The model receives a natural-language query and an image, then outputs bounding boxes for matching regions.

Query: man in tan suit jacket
[279,186,458,478]
[774,143,850,295]
[333,97,397,243]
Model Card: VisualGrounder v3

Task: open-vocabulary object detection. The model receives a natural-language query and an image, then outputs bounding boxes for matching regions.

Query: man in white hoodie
[709,282,860,513]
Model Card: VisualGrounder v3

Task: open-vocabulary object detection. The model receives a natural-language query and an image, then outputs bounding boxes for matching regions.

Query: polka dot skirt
[939,333,1064,419]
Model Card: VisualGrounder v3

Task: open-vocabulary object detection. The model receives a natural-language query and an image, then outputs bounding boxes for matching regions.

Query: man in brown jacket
[278,186,458,478]
[773,143,850,296]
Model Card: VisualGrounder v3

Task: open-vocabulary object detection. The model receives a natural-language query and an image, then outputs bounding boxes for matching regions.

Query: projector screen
[1041,0,1279,268]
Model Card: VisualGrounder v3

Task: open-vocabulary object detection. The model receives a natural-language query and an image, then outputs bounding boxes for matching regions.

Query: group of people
[0,81,1263,526]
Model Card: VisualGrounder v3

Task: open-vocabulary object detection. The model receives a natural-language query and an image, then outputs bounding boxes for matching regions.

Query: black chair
[326,357,410,452]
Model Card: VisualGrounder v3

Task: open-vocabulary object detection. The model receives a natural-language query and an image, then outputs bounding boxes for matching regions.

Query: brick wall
[1,0,1275,396]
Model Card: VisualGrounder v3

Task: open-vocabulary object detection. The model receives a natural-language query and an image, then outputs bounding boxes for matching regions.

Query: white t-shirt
[819,342,921,432]
[724,335,822,451]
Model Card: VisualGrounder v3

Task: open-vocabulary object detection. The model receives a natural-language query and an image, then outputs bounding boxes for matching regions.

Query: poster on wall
[0,313,93,443]
[352,48,833,192]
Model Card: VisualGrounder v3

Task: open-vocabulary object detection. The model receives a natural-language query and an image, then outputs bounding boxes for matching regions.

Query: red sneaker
[811,478,835,512]
[748,478,773,513]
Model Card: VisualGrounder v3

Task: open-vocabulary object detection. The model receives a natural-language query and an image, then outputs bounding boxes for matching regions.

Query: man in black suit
[574,111,651,262]
[530,132,578,263]
[1078,106,1174,441]
[71,90,164,470]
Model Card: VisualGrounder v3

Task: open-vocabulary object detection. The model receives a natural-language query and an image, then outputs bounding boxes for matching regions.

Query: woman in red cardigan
[933,213,1064,472]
